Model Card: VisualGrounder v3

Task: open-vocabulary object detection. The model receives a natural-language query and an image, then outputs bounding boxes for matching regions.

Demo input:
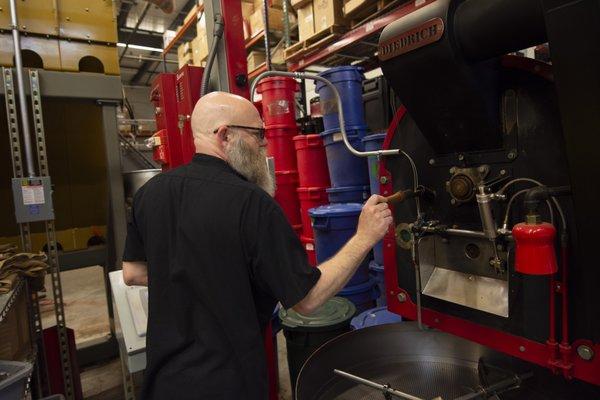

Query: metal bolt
[85,7,90,11]
[428,158,435,165]
[450,199,457,205]
[478,166,486,173]
[397,293,407,302]
[449,167,456,174]
[507,151,517,160]
[458,154,464,161]
[577,345,594,361]
[519,346,526,352]
[500,169,506,175]
[380,176,388,184]
[497,244,503,251]
[66,16,71,21]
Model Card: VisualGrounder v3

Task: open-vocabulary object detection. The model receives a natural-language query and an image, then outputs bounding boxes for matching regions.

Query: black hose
[200,14,225,96]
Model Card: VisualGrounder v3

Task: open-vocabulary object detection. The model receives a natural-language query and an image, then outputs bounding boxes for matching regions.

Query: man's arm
[123,261,148,286]
[293,195,392,314]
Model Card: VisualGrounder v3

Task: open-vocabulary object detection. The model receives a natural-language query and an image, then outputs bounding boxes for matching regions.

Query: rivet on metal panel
[397,293,406,302]
[380,176,388,184]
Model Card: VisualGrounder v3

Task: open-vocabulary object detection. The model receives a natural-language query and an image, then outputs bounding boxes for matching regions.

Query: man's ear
[215,125,229,142]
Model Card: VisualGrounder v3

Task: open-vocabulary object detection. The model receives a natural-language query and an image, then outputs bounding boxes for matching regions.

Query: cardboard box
[247,51,266,72]
[192,35,208,65]
[254,0,283,10]
[249,7,285,33]
[177,41,191,61]
[291,0,312,9]
[313,0,346,33]
[242,2,254,17]
[343,0,377,17]
[297,3,315,42]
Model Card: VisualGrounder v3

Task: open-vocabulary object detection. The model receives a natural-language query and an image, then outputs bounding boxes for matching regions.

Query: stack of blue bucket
[362,132,387,306]
[309,66,378,314]
[316,66,371,205]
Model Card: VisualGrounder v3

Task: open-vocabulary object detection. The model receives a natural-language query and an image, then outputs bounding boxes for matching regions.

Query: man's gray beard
[227,135,275,196]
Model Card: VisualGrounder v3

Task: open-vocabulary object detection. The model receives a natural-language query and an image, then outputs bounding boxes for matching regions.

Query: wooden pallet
[284,25,348,63]
[349,0,399,28]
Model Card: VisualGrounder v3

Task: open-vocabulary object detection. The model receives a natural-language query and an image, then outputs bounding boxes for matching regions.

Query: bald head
[191,91,262,138]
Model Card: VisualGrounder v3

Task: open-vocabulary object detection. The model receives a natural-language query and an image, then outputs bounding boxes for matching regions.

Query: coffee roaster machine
[294,0,600,398]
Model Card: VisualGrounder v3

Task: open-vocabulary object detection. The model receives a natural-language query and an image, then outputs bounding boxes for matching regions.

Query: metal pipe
[8,0,35,177]
[262,0,272,70]
[122,54,178,64]
[201,13,225,96]
[334,369,425,400]
[251,70,400,157]
[419,226,513,241]
[119,2,152,63]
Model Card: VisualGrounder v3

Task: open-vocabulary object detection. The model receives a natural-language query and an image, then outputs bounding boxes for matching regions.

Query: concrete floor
[41,267,293,399]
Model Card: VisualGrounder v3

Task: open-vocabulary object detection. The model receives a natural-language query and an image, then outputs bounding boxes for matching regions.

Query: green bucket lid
[279,297,356,332]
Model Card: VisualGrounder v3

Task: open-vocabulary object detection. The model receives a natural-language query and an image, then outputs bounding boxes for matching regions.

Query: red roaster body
[513,221,558,275]
[175,65,204,164]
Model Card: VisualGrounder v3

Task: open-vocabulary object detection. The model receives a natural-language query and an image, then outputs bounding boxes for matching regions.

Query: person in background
[122,91,392,399]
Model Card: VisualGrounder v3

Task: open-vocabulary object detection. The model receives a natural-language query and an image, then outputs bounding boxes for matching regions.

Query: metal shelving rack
[285,0,431,72]
[0,69,126,396]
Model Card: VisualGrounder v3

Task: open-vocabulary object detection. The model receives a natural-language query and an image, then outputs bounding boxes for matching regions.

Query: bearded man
[121,92,392,399]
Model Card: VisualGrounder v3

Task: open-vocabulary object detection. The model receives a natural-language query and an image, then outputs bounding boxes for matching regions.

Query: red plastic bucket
[267,127,298,172]
[297,187,328,238]
[293,134,330,188]
[274,170,301,226]
[300,235,317,267]
[257,77,299,127]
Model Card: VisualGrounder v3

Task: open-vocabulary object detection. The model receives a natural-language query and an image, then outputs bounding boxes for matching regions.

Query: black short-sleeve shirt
[123,154,320,400]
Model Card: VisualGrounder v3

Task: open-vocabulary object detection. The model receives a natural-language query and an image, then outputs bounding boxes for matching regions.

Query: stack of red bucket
[293,133,330,266]
[257,77,302,236]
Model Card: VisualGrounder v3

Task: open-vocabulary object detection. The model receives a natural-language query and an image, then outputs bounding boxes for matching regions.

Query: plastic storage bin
[297,187,329,238]
[300,235,317,266]
[369,260,386,306]
[309,203,370,286]
[321,126,369,188]
[279,297,355,393]
[326,185,370,204]
[293,134,330,188]
[316,66,366,131]
[274,170,301,226]
[338,278,380,314]
[266,126,298,172]
[256,77,299,127]
[361,132,387,195]
[350,306,402,330]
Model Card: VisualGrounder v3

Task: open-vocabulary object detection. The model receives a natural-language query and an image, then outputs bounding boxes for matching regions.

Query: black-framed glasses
[213,125,265,140]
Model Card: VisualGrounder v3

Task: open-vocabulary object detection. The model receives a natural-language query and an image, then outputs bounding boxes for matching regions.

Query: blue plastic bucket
[350,306,402,330]
[321,126,370,188]
[326,185,370,204]
[369,260,386,306]
[361,132,387,195]
[338,278,379,314]
[316,66,366,131]
[309,204,370,286]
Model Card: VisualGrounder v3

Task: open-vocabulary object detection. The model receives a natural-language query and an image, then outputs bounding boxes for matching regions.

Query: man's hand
[356,195,393,248]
